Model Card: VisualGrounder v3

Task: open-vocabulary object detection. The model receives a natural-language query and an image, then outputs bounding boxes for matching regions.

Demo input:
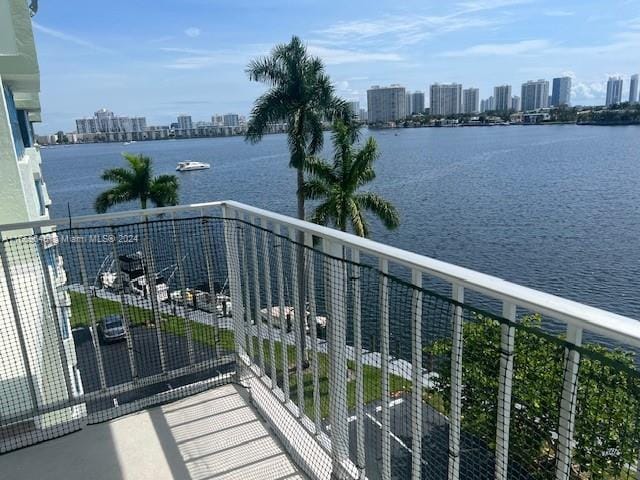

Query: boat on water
[98,251,169,303]
[176,161,210,171]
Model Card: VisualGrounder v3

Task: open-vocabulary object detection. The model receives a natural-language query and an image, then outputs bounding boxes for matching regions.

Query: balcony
[0,200,639,480]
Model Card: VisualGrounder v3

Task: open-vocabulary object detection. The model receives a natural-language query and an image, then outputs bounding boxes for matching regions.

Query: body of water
[41,125,640,319]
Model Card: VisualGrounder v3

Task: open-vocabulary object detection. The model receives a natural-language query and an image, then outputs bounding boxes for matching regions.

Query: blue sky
[32,0,640,132]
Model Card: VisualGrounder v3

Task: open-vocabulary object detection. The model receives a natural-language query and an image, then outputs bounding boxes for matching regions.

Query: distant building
[521,80,549,111]
[605,77,623,106]
[367,85,406,123]
[629,74,638,103]
[405,93,412,118]
[177,114,193,130]
[223,113,239,127]
[480,96,495,113]
[551,77,572,106]
[347,101,360,119]
[462,88,479,114]
[211,114,224,126]
[358,108,367,121]
[75,109,146,134]
[410,91,425,115]
[430,83,462,116]
[511,95,521,112]
[493,85,512,111]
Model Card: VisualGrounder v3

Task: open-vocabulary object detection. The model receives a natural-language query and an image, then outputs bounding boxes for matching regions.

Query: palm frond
[347,198,368,237]
[100,167,136,185]
[246,89,291,143]
[94,185,135,213]
[149,175,179,207]
[354,192,400,231]
[301,178,331,200]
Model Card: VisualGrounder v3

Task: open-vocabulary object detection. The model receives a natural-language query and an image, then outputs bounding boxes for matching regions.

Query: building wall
[0,0,82,435]
[462,88,479,114]
[493,85,512,111]
[430,83,462,116]
[367,85,406,123]
[521,80,549,111]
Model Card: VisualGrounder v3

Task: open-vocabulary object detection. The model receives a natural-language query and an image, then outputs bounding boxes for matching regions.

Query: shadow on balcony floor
[0,384,307,480]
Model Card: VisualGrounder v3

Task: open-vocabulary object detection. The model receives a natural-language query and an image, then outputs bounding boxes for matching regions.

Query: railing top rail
[0,201,224,232]
[224,201,640,346]
[0,199,637,345]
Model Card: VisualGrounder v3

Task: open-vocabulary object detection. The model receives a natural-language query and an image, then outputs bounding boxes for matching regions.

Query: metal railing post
[171,214,194,365]
[555,325,583,480]
[140,218,167,374]
[0,237,40,415]
[260,217,277,388]
[304,232,321,433]
[76,241,108,391]
[34,228,75,401]
[495,301,516,480]
[411,269,423,480]
[239,216,254,361]
[379,258,391,480]
[351,248,366,477]
[290,227,304,417]
[274,224,290,402]
[109,226,138,380]
[221,206,246,372]
[326,238,350,478]
[249,216,265,373]
[449,283,465,480]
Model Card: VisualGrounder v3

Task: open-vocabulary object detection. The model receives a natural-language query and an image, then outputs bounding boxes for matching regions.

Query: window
[3,87,25,159]
[17,110,33,148]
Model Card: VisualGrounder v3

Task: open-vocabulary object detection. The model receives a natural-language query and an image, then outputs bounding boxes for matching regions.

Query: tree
[425,314,640,479]
[94,153,178,213]
[245,36,349,360]
[302,120,400,237]
[245,35,349,221]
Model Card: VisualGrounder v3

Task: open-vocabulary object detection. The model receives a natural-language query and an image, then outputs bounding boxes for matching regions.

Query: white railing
[1,200,639,480]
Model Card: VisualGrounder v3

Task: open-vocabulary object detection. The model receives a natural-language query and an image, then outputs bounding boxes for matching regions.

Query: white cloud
[307,45,402,65]
[544,9,574,17]
[438,39,551,57]
[572,81,606,100]
[32,21,114,53]
[184,27,201,38]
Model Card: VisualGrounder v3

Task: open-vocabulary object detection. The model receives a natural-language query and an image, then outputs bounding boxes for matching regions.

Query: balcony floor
[0,384,307,480]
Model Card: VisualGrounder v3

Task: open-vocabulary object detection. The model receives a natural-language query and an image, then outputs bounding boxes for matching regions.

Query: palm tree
[245,35,349,221]
[303,120,400,237]
[94,153,179,213]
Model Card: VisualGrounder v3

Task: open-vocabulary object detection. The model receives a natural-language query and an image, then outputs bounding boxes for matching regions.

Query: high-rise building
[223,113,239,127]
[430,83,462,116]
[521,80,549,111]
[75,110,146,134]
[605,77,623,106]
[405,93,412,117]
[177,114,193,130]
[493,85,512,111]
[511,95,521,112]
[551,77,572,107]
[95,108,116,132]
[629,74,638,103]
[410,91,425,114]
[366,85,406,123]
[462,88,479,114]
[347,101,360,119]
[359,108,367,121]
[0,0,82,436]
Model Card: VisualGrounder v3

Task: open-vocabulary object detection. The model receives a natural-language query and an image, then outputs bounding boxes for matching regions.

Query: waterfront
[41,124,640,319]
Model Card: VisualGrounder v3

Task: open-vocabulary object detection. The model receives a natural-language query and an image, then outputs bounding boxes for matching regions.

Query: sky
[31,0,640,133]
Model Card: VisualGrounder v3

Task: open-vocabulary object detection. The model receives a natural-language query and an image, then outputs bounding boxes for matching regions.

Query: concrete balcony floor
[0,384,307,480]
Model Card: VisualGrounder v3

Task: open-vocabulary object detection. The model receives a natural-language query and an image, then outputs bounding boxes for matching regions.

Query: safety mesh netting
[234,218,640,480]
[0,215,638,480]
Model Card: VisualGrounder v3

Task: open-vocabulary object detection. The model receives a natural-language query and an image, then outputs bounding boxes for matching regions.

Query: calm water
[41,125,640,319]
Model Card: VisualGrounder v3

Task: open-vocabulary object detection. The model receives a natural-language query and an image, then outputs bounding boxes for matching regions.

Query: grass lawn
[69,291,234,351]
[70,290,444,419]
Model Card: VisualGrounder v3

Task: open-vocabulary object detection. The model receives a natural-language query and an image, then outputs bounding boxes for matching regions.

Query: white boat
[176,161,210,171]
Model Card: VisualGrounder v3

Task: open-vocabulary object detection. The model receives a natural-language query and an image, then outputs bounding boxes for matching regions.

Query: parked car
[98,315,126,343]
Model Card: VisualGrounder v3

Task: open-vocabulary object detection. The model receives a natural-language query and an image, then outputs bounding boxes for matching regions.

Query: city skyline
[32,0,640,131]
